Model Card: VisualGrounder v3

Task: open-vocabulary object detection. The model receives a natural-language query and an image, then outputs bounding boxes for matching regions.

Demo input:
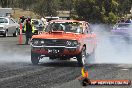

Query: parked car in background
[0,17,19,37]
[31,19,45,34]
[111,23,132,42]
[31,20,97,66]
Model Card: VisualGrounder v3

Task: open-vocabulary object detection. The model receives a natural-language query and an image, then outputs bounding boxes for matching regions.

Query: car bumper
[31,45,81,57]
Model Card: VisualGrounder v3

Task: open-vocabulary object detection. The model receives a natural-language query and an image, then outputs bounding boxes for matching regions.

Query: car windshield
[46,22,83,33]
[0,18,8,23]
[117,23,132,28]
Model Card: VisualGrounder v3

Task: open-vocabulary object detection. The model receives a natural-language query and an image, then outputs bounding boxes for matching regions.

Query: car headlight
[31,39,45,46]
[66,40,78,47]
[40,40,45,44]
[66,41,72,46]
[33,40,39,45]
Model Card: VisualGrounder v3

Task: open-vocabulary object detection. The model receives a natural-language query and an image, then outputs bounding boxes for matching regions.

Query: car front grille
[0,27,3,30]
[44,39,66,46]
[33,39,66,46]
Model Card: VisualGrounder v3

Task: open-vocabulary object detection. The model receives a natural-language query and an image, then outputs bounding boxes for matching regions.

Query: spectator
[24,18,35,45]
[20,15,26,23]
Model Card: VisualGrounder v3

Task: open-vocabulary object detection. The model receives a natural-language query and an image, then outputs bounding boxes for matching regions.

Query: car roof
[0,17,9,19]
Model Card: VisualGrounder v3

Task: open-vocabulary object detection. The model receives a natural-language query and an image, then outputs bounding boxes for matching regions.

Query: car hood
[0,24,6,27]
[32,32,83,40]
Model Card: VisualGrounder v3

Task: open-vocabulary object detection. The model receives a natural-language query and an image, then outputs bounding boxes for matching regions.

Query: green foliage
[74,0,132,23]
[108,12,117,23]
[33,0,58,16]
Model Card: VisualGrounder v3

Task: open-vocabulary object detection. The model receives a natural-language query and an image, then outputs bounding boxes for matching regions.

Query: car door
[4,18,12,34]
[85,22,96,54]
[9,18,16,34]
[83,23,92,54]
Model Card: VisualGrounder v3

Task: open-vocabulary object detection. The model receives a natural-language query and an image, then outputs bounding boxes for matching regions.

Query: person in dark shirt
[20,15,26,23]
[24,18,34,44]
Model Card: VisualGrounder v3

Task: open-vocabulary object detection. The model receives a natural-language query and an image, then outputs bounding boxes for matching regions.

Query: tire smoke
[89,24,132,64]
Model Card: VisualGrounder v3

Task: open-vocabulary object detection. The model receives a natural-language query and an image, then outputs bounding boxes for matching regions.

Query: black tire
[3,31,7,37]
[13,30,18,37]
[49,57,55,60]
[31,52,40,65]
[77,47,86,67]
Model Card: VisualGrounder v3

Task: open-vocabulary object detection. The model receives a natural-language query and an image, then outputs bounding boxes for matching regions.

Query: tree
[74,0,119,23]
[33,0,59,16]
[0,0,10,7]
[117,0,132,16]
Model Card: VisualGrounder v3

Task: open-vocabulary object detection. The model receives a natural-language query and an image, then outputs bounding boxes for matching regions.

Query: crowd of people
[19,16,47,45]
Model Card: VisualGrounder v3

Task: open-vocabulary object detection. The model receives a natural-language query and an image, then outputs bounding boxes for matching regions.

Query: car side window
[86,23,93,34]
[84,28,88,34]
[4,19,8,23]
[83,23,91,34]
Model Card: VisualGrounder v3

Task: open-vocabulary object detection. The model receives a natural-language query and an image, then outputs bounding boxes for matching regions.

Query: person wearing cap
[24,18,35,44]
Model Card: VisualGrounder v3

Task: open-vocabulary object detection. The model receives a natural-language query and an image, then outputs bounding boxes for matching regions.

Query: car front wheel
[77,47,86,67]
[3,31,7,37]
[31,52,40,65]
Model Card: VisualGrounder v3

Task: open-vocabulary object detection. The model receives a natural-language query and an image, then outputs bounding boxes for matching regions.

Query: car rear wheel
[31,52,40,65]
[77,47,86,67]
[13,30,18,37]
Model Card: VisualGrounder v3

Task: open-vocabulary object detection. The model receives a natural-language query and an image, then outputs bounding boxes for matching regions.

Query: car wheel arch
[6,29,8,32]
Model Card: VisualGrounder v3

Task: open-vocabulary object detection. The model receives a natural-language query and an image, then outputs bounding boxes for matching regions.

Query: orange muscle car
[30,20,96,66]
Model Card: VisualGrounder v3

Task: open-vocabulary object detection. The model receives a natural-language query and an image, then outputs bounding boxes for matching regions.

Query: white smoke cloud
[88,23,132,64]
[0,24,132,65]
[0,43,30,63]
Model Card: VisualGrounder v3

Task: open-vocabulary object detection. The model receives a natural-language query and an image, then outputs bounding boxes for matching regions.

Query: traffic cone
[19,23,23,44]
